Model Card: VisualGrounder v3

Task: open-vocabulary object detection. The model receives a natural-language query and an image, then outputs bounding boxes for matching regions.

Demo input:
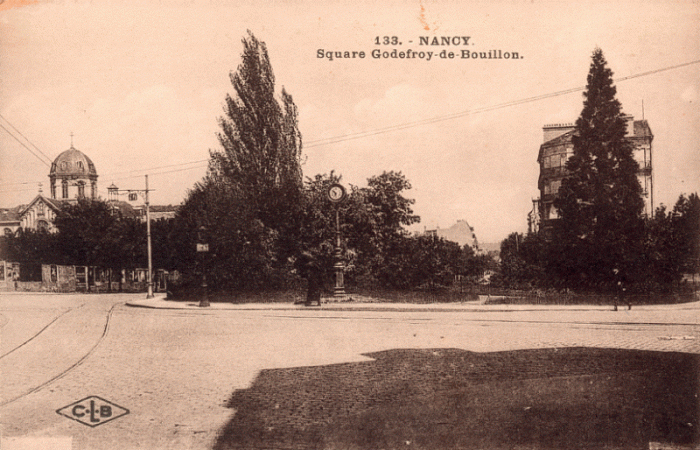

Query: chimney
[543,123,575,142]
[622,114,634,136]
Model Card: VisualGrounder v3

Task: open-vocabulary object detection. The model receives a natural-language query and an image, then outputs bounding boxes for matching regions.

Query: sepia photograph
[1,0,699,449]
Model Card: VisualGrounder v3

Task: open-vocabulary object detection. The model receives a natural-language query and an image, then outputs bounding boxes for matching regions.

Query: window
[51,183,56,198]
[544,156,551,169]
[558,154,566,168]
[62,181,68,199]
[551,180,561,194]
[549,206,559,219]
[77,182,85,198]
[37,220,49,232]
[76,161,84,171]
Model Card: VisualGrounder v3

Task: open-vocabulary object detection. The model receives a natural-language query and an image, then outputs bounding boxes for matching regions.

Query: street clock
[327,183,347,203]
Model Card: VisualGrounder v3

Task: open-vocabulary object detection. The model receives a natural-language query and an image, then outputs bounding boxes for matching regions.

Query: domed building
[0,144,101,234]
[49,146,98,201]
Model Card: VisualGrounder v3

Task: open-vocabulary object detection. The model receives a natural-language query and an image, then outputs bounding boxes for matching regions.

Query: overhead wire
[0,122,51,167]
[0,114,54,164]
[1,58,698,188]
[304,59,700,147]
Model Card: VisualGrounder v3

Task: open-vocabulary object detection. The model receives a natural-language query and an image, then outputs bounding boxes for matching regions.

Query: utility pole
[107,175,154,299]
[145,175,153,299]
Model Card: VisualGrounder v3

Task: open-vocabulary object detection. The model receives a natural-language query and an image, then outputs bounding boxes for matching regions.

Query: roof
[49,147,98,178]
[0,206,21,225]
[108,201,139,218]
[19,195,64,217]
[148,205,178,213]
[633,120,653,139]
[538,129,575,162]
[538,118,653,162]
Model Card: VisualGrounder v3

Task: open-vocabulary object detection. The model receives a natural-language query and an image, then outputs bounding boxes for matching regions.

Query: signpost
[197,226,210,307]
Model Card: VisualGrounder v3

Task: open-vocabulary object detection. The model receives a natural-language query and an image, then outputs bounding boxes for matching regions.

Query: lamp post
[196,225,210,307]
[107,175,154,298]
[327,183,347,298]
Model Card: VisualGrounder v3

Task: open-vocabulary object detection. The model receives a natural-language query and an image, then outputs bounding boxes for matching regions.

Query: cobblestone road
[1,294,698,450]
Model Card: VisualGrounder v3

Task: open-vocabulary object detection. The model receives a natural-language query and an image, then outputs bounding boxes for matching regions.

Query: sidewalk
[126,294,700,313]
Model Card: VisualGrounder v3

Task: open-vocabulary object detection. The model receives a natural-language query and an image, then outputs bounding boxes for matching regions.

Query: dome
[49,146,98,179]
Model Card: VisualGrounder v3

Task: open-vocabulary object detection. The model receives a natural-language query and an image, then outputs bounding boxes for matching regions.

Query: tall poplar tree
[172,32,304,291]
[552,48,644,291]
[210,31,304,259]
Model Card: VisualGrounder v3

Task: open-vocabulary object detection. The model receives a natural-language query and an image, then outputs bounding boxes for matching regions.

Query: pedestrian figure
[298,251,322,306]
[613,268,631,311]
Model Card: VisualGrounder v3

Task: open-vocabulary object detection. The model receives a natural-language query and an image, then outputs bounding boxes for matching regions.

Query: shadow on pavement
[213,348,699,450]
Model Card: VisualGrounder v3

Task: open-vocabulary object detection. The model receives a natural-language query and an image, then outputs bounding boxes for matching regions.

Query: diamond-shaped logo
[56,396,129,427]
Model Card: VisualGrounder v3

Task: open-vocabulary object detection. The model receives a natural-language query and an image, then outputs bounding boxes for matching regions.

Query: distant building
[529,115,653,233]
[134,204,178,222]
[425,220,480,251]
[1,206,22,235]
[2,145,100,234]
[2,143,174,235]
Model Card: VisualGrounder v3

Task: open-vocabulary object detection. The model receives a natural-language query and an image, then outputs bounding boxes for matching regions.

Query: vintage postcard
[1,1,698,449]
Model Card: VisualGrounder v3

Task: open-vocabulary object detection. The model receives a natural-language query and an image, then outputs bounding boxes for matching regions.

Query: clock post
[327,183,347,298]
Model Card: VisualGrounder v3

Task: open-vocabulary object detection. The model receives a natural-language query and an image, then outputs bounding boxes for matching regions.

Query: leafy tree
[671,193,700,277]
[350,171,420,286]
[642,204,682,289]
[642,193,700,290]
[172,176,281,292]
[51,198,144,286]
[169,31,304,295]
[552,48,644,291]
[0,228,59,280]
[209,30,303,263]
[53,198,122,267]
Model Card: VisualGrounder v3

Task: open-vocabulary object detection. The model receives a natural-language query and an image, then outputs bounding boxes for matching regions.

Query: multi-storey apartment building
[529,115,653,234]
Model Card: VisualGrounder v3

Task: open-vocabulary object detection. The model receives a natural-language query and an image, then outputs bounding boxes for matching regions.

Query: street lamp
[327,183,347,298]
[108,175,154,299]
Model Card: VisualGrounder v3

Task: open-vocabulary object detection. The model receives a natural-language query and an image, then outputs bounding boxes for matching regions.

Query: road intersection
[1,293,698,449]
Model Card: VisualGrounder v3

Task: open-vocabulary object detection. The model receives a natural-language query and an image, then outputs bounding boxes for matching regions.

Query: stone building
[425,220,480,251]
[49,146,99,201]
[1,145,99,234]
[1,144,150,234]
[529,115,653,233]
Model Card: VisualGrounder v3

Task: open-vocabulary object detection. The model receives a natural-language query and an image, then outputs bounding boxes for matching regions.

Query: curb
[124,299,681,314]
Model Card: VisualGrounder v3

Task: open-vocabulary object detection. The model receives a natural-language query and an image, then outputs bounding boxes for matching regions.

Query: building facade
[425,220,481,251]
[1,144,175,235]
[530,115,653,233]
[1,145,100,235]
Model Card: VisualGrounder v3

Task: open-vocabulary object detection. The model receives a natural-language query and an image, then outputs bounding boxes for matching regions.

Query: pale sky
[1,0,698,243]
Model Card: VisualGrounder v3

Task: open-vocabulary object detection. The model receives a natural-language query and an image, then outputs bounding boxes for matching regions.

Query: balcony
[540,166,567,177]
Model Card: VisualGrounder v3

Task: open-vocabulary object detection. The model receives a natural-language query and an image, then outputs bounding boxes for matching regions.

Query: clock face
[328,184,346,202]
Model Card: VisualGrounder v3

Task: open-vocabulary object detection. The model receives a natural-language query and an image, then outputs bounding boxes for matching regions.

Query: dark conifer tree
[553,48,644,291]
